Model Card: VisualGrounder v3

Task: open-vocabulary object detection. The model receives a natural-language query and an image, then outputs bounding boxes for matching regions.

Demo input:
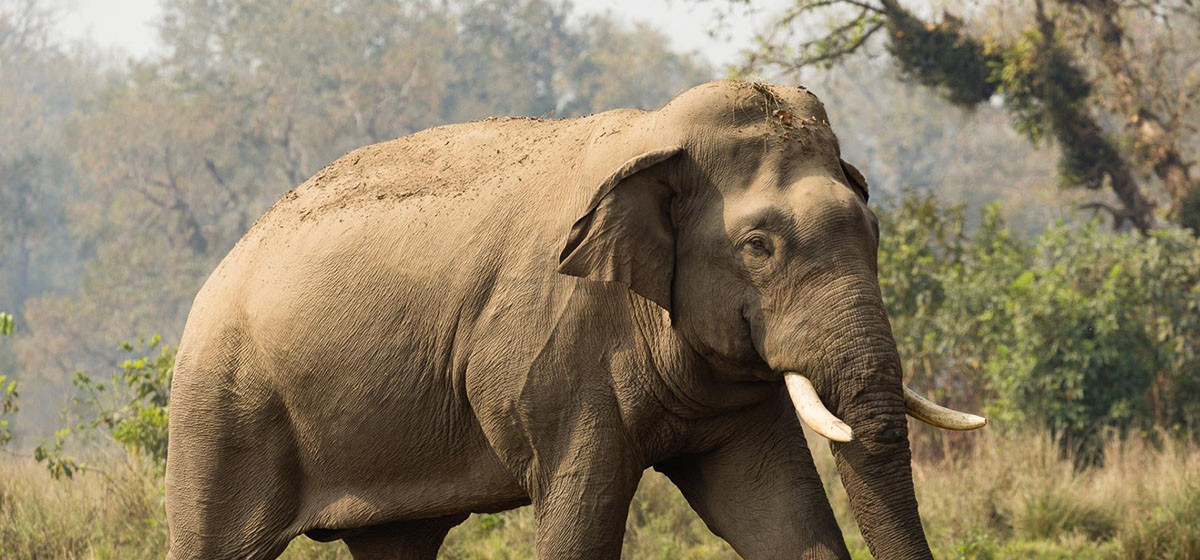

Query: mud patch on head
[722,82,838,155]
[725,81,826,134]
[751,82,830,129]
[751,81,783,109]
[728,81,787,129]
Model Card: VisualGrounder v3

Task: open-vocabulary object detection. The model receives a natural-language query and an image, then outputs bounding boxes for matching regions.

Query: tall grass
[904,432,1200,560]
[2,431,1196,559]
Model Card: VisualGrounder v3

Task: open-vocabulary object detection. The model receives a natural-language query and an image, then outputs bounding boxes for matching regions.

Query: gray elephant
[165,80,985,560]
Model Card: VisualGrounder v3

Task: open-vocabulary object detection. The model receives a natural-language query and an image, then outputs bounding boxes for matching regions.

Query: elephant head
[559,81,984,558]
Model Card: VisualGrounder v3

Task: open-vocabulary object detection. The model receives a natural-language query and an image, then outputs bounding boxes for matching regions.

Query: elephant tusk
[784,373,853,442]
[903,386,988,430]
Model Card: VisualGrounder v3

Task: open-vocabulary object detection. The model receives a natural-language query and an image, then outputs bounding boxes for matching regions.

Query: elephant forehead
[682,118,843,197]
[659,80,831,131]
[658,81,843,174]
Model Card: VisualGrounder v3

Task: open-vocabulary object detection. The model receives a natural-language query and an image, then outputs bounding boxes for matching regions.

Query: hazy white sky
[53,0,788,68]
[55,0,161,54]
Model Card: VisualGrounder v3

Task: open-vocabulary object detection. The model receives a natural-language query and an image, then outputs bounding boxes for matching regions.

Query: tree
[806,57,1070,234]
[0,0,101,432]
[0,0,94,320]
[736,0,1200,232]
[558,18,714,116]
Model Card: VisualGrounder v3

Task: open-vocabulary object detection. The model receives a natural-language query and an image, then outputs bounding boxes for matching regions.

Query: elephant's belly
[293,389,529,529]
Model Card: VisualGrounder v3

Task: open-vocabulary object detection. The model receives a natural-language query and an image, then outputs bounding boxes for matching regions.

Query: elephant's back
[177,111,626,394]
[248,115,594,237]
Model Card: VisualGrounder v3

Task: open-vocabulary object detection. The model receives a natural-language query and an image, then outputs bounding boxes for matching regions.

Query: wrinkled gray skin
[166,81,930,559]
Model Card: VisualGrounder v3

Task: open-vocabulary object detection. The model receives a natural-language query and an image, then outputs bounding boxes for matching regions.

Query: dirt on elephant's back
[249,115,604,235]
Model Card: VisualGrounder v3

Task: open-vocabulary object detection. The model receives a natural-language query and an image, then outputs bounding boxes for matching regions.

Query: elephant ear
[558,147,683,312]
[840,159,869,203]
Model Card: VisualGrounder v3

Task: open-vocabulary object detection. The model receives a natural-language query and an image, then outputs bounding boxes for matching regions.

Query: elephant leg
[516,390,644,558]
[343,515,468,560]
[166,378,301,560]
[657,390,850,560]
[531,466,643,559]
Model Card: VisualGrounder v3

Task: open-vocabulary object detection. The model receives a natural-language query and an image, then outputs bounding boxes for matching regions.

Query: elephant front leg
[513,389,644,558]
[657,390,850,560]
[531,464,642,559]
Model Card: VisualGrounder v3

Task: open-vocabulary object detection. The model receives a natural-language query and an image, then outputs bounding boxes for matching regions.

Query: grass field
[2,431,1197,559]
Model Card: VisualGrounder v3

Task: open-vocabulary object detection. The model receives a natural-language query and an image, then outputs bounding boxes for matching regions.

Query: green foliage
[989,224,1200,460]
[877,194,1200,460]
[0,312,13,336]
[885,13,1000,107]
[990,30,1118,192]
[990,30,1089,144]
[878,195,1024,419]
[35,336,174,478]
[0,312,16,448]
[0,376,16,447]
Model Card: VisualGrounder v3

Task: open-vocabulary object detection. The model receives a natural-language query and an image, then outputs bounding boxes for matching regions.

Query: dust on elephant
[165,80,985,559]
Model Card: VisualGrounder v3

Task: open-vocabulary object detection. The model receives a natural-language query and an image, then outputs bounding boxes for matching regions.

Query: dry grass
[2,431,1197,559]
[901,431,1200,560]
[0,452,168,559]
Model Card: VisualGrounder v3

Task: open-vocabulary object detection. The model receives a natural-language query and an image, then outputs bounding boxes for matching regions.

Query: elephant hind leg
[166,367,303,559]
[343,514,469,560]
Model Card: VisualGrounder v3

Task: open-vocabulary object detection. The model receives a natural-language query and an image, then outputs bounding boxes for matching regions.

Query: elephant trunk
[766,263,986,557]
[771,280,934,559]
[829,347,931,560]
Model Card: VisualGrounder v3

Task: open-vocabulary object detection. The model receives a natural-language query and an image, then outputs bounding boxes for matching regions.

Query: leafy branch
[0,311,16,448]
[35,335,174,479]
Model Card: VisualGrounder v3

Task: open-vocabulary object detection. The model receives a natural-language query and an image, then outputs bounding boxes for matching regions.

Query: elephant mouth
[782,371,988,442]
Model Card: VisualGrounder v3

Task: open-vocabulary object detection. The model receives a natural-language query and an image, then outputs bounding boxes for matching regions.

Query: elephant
[165,80,985,560]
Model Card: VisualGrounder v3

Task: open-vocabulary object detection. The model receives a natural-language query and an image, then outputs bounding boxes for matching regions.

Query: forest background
[1,0,1198,558]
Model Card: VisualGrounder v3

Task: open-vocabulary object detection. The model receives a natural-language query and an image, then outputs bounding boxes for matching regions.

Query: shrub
[35,336,174,478]
[876,195,1200,460]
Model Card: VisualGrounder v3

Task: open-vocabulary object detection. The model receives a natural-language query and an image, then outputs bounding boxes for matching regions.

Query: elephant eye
[745,235,772,257]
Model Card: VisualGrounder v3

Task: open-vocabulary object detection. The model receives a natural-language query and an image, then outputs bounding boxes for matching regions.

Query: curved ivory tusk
[784,373,853,442]
[903,386,988,430]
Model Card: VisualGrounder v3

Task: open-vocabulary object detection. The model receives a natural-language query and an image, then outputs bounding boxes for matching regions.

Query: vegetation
[877,196,1200,461]
[0,312,15,447]
[34,336,173,479]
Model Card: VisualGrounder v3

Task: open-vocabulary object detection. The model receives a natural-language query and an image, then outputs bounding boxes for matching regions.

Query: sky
[53,0,789,68]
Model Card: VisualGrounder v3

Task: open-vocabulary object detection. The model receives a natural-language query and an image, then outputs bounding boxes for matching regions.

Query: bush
[35,336,173,478]
[876,195,1200,460]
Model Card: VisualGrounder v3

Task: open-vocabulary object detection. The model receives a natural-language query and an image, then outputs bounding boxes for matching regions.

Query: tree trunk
[1077,0,1197,220]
